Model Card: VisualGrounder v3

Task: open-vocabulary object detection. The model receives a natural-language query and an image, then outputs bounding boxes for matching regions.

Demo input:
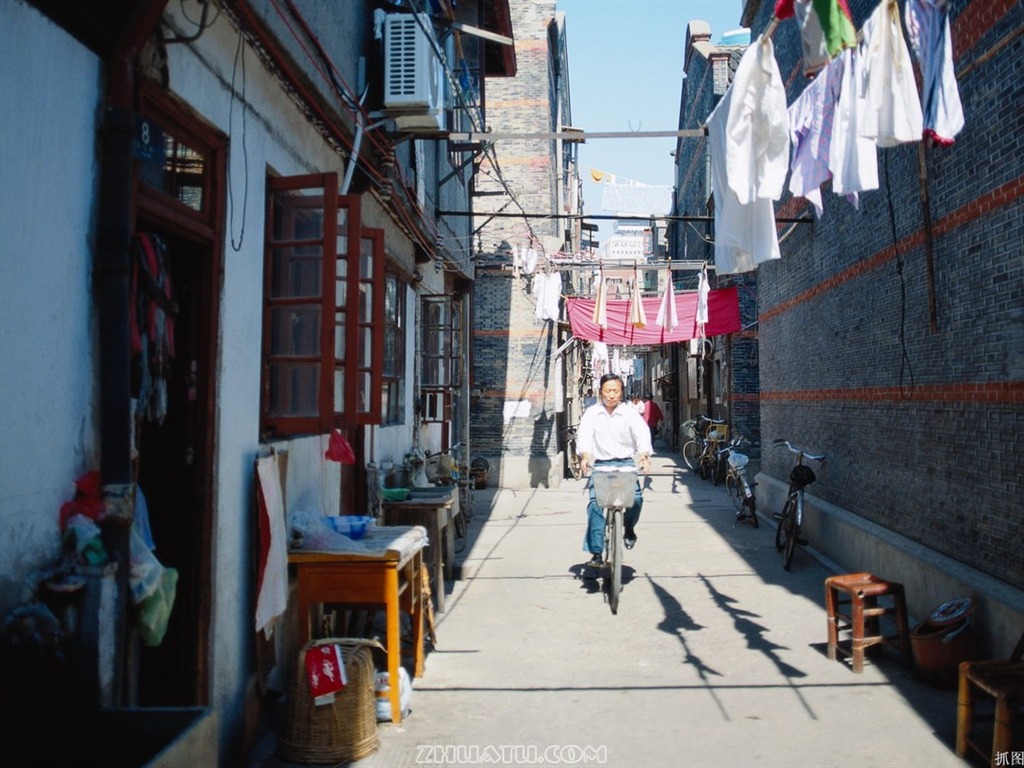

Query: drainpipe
[96,0,170,705]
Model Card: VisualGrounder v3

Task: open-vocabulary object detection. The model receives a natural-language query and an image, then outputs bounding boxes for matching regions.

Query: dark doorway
[132,228,216,706]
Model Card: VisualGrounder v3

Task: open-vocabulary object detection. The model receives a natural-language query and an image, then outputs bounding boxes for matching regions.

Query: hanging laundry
[566,287,742,345]
[255,453,289,637]
[522,246,538,275]
[905,0,964,146]
[591,341,610,378]
[696,267,710,341]
[131,233,177,424]
[533,272,562,322]
[655,268,678,331]
[591,272,608,328]
[859,0,924,148]
[788,57,843,217]
[829,47,880,207]
[629,274,647,328]
[513,245,524,275]
[775,0,858,77]
[707,35,790,274]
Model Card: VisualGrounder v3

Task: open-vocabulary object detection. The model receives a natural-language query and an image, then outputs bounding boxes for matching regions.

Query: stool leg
[993,694,1014,761]
[955,664,974,757]
[851,595,865,673]
[825,582,839,662]
[893,586,912,667]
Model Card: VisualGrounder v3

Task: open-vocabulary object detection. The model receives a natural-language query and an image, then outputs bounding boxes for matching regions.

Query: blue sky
[556,0,744,243]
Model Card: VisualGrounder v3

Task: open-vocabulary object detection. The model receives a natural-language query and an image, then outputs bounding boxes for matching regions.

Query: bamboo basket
[277,638,379,764]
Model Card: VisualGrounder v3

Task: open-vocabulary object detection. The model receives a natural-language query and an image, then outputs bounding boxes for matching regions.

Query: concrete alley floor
[255,451,969,768]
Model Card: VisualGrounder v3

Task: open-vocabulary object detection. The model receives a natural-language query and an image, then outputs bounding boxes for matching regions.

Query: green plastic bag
[136,567,178,646]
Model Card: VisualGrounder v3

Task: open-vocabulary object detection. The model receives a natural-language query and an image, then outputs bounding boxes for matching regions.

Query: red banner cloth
[566,286,741,345]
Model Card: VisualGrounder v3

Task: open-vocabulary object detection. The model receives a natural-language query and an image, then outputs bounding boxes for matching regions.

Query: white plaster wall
[162,5,380,758]
[0,0,102,615]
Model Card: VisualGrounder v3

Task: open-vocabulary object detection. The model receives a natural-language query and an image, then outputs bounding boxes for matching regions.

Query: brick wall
[747,0,1024,587]
[470,1,562,482]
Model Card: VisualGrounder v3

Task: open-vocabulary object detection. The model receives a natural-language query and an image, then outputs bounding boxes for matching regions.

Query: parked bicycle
[682,416,727,481]
[589,468,638,615]
[564,425,583,480]
[772,439,825,570]
[723,436,758,527]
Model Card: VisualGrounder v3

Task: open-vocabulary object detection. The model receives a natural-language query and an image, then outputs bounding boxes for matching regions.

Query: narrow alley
[253,451,965,768]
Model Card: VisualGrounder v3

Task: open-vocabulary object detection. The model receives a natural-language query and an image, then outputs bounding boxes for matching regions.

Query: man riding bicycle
[576,373,652,567]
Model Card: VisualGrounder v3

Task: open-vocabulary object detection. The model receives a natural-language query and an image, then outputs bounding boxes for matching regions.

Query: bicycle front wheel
[567,440,583,480]
[783,515,798,571]
[775,498,795,552]
[682,440,700,471]
[726,473,744,512]
[712,454,727,486]
[607,508,623,615]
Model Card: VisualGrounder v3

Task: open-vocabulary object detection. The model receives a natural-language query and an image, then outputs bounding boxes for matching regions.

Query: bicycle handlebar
[773,439,825,461]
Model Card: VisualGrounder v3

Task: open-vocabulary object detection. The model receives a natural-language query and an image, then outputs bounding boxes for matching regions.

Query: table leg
[385,565,402,724]
[411,552,425,677]
[433,517,446,614]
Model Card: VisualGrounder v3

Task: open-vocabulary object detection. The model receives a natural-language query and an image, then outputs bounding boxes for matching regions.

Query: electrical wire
[884,150,915,400]
[227,26,248,252]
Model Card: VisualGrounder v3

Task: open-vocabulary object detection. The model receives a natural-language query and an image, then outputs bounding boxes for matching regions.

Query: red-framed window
[261,173,382,437]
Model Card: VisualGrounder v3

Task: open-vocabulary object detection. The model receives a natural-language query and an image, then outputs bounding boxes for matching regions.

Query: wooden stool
[956,633,1024,765]
[825,573,911,673]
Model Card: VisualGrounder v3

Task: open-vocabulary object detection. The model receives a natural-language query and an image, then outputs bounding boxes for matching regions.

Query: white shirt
[576,402,652,462]
[830,48,880,206]
[859,0,924,148]
[707,36,790,275]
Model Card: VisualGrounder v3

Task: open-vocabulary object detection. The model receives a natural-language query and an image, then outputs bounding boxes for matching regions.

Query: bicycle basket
[790,465,816,488]
[591,471,638,508]
[727,452,749,470]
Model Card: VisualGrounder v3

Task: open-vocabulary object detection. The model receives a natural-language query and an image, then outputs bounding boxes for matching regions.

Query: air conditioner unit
[384,13,445,130]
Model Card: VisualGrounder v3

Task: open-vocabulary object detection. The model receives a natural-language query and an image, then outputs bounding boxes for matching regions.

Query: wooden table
[382,490,456,614]
[288,525,427,724]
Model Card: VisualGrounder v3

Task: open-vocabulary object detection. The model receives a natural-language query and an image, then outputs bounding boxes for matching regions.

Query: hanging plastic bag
[324,429,356,464]
[136,567,178,646]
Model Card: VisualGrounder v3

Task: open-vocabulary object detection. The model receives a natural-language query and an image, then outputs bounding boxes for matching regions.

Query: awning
[566,286,740,345]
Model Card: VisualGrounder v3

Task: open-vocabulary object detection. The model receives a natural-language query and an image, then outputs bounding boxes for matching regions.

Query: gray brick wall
[747,0,1024,587]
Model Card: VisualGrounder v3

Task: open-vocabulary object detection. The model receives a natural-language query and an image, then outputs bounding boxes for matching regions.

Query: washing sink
[408,486,455,500]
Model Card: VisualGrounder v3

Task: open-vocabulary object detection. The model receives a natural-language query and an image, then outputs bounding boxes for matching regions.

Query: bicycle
[772,439,825,570]
[682,415,726,477]
[564,425,583,480]
[588,468,639,615]
[723,436,758,527]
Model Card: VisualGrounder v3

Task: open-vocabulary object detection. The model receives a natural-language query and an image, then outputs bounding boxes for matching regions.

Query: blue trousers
[584,472,643,555]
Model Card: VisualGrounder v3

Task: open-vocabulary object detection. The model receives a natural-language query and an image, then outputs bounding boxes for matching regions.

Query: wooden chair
[956,631,1024,765]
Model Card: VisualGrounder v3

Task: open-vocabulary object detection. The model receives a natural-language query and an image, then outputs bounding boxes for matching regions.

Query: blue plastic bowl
[324,515,374,540]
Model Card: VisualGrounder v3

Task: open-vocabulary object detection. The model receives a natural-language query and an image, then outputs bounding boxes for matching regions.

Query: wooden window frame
[381,270,407,426]
[261,173,383,437]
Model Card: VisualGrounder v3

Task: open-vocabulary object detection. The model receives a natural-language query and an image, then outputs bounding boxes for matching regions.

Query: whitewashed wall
[164,4,360,757]
[0,0,102,615]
